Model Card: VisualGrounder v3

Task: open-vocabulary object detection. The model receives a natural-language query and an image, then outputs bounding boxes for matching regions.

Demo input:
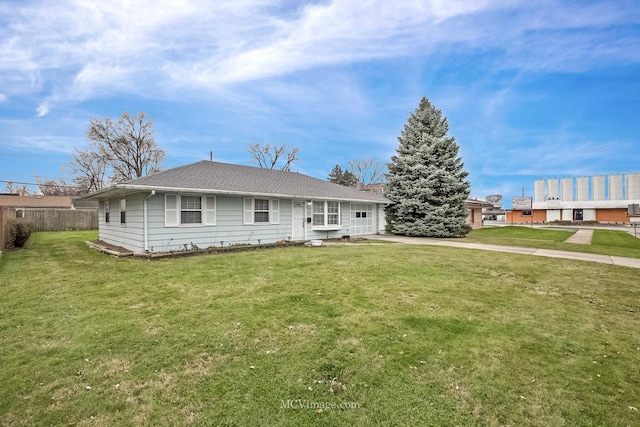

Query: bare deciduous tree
[247,143,299,171]
[348,158,386,185]
[77,112,165,185]
[33,176,77,196]
[4,180,29,196]
[68,147,108,194]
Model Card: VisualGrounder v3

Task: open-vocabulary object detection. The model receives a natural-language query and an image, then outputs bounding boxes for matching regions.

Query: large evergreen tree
[385,96,471,237]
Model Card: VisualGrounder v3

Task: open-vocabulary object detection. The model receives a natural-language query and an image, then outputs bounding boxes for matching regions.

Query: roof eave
[80,184,389,204]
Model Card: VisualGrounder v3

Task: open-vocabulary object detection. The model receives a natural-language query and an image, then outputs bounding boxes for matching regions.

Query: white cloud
[70,62,138,99]
[1,0,638,113]
[36,97,54,117]
[0,93,6,102]
[181,0,508,84]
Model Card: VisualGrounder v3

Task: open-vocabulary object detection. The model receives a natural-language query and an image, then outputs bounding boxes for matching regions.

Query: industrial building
[507,173,640,224]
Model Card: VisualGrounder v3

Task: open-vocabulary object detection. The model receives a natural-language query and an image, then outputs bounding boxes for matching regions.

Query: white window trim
[165,194,216,227]
[119,197,126,226]
[311,201,342,230]
[104,199,110,224]
[179,195,203,226]
[243,198,280,225]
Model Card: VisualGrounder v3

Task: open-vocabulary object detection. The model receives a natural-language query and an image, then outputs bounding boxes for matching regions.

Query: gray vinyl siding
[97,194,385,253]
[145,193,294,252]
[98,194,145,252]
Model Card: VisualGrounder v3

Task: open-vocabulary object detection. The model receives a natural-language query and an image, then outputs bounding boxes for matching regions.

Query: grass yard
[1,231,639,426]
[463,226,640,258]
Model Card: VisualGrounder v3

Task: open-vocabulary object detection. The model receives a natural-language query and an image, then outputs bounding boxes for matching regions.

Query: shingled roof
[82,161,389,203]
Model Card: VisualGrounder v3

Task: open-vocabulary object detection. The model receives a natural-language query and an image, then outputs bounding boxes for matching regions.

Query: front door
[293,201,306,240]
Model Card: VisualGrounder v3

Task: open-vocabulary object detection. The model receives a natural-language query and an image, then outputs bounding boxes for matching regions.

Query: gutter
[79,183,388,204]
[143,190,156,252]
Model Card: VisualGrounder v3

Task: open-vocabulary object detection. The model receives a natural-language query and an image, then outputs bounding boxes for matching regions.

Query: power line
[0,172,71,181]
[0,179,80,189]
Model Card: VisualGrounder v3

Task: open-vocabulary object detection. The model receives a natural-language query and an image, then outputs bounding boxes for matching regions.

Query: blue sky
[1,0,639,207]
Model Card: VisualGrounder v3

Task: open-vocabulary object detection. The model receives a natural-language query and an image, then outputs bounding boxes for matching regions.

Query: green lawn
[1,231,639,426]
[462,226,640,258]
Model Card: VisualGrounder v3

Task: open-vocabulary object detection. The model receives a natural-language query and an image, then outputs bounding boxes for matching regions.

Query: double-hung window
[165,194,216,226]
[312,201,341,228]
[327,201,339,225]
[254,199,270,223]
[312,201,325,226]
[120,197,126,224]
[180,195,202,224]
[244,198,279,225]
[104,200,110,223]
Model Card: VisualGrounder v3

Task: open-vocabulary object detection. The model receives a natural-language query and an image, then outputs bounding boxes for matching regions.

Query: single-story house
[81,160,390,253]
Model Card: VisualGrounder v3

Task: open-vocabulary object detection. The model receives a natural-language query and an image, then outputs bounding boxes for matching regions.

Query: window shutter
[270,199,279,224]
[244,198,253,224]
[165,194,179,227]
[204,196,216,225]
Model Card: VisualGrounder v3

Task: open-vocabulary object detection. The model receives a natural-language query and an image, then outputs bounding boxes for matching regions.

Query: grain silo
[593,176,606,200]
[534,180,545,203]
[561,178,573,201]
[609,174,623,200]
[576,177,589,201]
[627,173,640,200]
[548,179,559,199]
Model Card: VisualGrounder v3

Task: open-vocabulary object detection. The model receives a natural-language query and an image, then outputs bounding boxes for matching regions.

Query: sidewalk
[364,235,640,269]
[563,229,593,244]
[484,221,640,239]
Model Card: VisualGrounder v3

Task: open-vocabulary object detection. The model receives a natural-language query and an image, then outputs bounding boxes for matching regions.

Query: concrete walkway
[484,220,640,239]
[563,229,593,245]
[364,234,640,269]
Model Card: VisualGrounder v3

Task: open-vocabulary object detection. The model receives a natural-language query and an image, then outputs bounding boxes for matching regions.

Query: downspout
[144,190,156,252]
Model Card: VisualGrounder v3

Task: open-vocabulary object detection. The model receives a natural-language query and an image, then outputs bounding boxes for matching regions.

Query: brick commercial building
[507,173,640,224]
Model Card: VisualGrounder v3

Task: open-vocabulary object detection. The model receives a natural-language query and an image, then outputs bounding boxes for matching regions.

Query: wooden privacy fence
[0,207,12,251]
[17,209,99,231]
[1,208,98,250]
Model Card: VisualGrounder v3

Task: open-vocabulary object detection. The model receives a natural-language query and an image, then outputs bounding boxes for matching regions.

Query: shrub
[6,218,35,249]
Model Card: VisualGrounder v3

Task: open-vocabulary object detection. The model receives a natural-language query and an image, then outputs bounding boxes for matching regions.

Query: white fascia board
[105,184,388,204]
